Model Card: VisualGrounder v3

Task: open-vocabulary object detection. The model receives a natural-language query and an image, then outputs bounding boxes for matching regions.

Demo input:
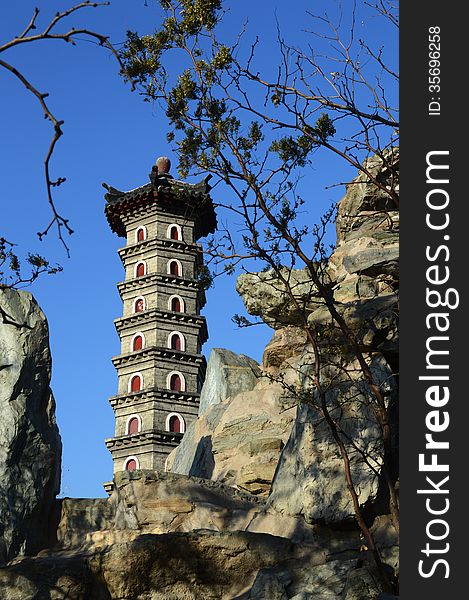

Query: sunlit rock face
[167,348,295,496]
[237,152,399,526]
[1,473,387,600]
[0,288,62,563]
[0,153,399,597]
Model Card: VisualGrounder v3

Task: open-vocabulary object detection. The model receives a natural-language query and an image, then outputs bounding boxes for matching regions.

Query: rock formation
[167,348,296,495]
[0,152,399,598]
[235,151,399,527]
[0,288,62,564]
[0,471,387,599]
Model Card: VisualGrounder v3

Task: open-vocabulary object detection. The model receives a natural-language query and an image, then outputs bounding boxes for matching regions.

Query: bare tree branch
[0,1,135,258]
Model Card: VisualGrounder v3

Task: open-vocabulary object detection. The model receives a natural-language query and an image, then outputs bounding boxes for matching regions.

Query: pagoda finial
[156,156,171,175]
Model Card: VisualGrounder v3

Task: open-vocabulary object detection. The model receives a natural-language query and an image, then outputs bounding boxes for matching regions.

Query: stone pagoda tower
[103,156,216,479]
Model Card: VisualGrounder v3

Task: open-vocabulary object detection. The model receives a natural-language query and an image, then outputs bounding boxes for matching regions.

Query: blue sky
[0,0,397,497]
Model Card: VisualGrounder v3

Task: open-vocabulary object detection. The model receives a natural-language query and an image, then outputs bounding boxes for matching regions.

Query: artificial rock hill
[0,154,399,599]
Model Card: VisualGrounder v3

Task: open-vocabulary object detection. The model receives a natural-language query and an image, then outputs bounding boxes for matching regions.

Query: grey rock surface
[0,469,388,598]
[236,151,399,335]
[335,150,399,245]
[56,498,115,550]
[198,348,261,416]
[268,353,396,524]
[0,289,62,563]
[236,267,325,328]
[167,380,296,495]
[167,347,295,496]
[0,525,383,600]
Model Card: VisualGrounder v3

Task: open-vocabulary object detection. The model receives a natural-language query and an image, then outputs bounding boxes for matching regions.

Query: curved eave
[104,180,217,240]
[105,187,154,237]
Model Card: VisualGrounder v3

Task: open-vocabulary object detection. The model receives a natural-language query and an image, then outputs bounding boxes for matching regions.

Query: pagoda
[103,156,216,478]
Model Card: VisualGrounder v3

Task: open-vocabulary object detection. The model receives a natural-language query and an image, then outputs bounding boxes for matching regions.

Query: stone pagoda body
[103,157,216,477]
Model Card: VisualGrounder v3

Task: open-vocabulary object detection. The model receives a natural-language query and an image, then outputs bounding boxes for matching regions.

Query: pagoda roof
[103,169,217,240]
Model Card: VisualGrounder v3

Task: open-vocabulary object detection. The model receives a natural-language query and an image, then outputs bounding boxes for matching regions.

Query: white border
[125,414,142,435]
[133,296,146,313]
[166,370,186,392]
[130,331,146,352]
[135,226,147,243]
[165,412,186,433]
[128,371,144,393]
[134,260,146,278]
[123,455,140,471]
[166,223,182,240]
[168,294,185,313]
[167,258,183,277]
[135,225,148,244]
[168,330,185,351]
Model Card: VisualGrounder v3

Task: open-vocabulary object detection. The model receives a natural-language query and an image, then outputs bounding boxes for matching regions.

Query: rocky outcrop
[236,153,399,526]
[236,267,325,329]
[168,349,295,496]
[0,289,62,564]
[335,151,399,245]
[168,383,296,495]
[0,154,399,598]
[267,353,396,524]
[0,527,383,600]
[198,348,261,415]
[56,497,115,550]
[1,472,384,599]
[237,150,399,334]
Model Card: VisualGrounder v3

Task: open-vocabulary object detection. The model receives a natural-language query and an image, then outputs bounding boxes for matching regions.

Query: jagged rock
[168,381,296,496]
[308,293,399,356]
[0,289,62,564]
[268,353,396,525]
[262,327,309,371]
[237,153,399,333]
[3,470,386,598]
[328,235,399,284]
[335,150,399,245]
[236,267,324,328]
[329,151,399,297]
[0,525,384,600]
[0,530,300,600]
[55,471,320,550]
[56,498,115,550]
[198,348,261,416]
[371,515,399,573]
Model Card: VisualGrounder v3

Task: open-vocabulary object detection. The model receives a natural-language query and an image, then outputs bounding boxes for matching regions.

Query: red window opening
[170,226,180,240]
[126,458,137,471]
[169,415,181,433]
[128,417,140,434]
[171,334,182,351]
[170,374,182,391]
[130,375,142,392]
[133,335,143,351]
[171,297,182,312]
[136,263,145,277]
[137,228,146,242]
[169,261,180,276]
[134,298,144,313]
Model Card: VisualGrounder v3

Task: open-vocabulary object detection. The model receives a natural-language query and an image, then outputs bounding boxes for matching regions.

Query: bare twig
[0,2,135,255]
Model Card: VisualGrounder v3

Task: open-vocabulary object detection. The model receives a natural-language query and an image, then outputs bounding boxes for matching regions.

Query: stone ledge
[105,430,183,450]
